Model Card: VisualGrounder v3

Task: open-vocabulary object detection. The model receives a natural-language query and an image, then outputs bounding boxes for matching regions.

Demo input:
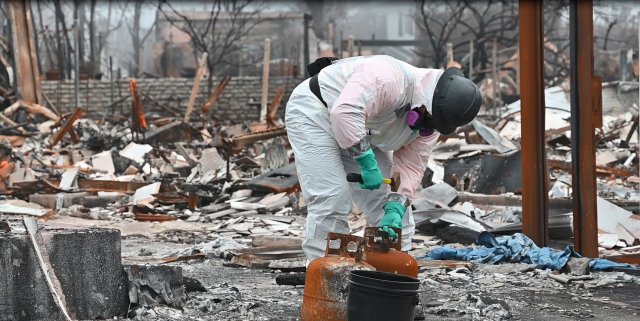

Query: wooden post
[8,0,43,104]
[260,38,271,123]
[184,52,208,123]
[348,35,354,57]
[357,41,362,56]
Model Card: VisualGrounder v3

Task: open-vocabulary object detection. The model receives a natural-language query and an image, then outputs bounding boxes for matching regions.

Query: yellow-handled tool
[346,172,401,192]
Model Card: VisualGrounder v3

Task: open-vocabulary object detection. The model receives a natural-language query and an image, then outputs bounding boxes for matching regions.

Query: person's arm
[390,133,440,203]
[380,133,439,239]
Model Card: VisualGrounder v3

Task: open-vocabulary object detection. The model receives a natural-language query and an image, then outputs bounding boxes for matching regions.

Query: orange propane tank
[301,232,374,321]
[361,227,419,278]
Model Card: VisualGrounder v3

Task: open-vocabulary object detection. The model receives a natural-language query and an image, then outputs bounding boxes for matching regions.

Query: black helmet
[431,67,482,135]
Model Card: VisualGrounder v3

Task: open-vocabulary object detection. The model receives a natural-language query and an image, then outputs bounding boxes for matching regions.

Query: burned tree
[158,0,268,91]
[414,0,466,70]
[128,1,156,77]
[414,0,518,77]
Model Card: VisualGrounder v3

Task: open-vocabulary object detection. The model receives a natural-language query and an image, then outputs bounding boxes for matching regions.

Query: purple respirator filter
[406,111,420,126]
[406,110,434,137]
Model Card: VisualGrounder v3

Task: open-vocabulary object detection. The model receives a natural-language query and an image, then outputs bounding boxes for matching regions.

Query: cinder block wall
[41,76,303,122]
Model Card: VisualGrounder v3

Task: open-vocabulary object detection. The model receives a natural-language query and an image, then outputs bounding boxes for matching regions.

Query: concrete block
[30,193,89,209]
[124,264,186,308]
[0,226,128,320]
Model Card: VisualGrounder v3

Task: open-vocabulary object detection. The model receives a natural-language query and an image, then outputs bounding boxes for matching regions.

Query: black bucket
[347,270,420,321]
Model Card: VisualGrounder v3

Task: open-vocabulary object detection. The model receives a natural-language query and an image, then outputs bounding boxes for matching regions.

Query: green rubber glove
[380,201,405,239]
[355,149,383,190]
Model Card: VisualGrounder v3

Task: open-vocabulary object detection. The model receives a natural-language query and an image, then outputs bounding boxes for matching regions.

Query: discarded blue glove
[356,149,383,190]
[380,201,405,239]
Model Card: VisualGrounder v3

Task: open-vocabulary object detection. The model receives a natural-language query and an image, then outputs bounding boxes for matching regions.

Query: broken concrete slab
[119,142,153,164]
[124,264,186,308]
[244,163,299,193]
[597,197,640,239]
[230,201,265,211]
[59,168,78,190]
[471,120,518,154]
[413,209,490,232]
[30,192,88,209]
[616,223,639,246]
[413,182,458,210]
[133,182,162,205]
[566,257,591,276]
[0,225,128,320]
[199,148,226,174]
[9,167,36,185]
[599,233,620,249]
[596,150,619,166]
[0,199,51,216]
[91,151,115,174]
[252,235,303,248]
[143,121,191,145]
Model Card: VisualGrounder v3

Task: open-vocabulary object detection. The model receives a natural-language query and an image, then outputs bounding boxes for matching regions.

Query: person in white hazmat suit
[285,55,482,261]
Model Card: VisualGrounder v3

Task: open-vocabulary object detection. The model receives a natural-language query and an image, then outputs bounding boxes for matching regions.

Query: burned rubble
[0,1,638,320]
[0,76,636,321]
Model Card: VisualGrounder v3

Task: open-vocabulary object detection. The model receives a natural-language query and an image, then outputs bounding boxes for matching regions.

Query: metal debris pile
[410,81,639,263]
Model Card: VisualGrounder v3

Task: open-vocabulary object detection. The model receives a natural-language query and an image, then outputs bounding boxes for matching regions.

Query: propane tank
[301,232,375,321]
[361,227,419,278]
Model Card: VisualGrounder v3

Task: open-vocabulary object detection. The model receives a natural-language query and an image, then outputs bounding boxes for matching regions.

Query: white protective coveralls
[285,55,442,260]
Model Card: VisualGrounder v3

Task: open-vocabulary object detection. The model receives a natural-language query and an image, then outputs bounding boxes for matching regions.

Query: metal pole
[303,13,310,76]
[109,56,113,106]
[348,35,354,57]
[492,37,499,112]
[569,0,599,257]
[518,0,549,246]
[446,42,453,63]
[73,9,80,108]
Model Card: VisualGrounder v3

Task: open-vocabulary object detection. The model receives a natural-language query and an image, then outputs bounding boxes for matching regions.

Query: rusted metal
[417,260,475,270]
[548,159,636,178]
[154,192,188,205]
[267,85,286,128]
[518,0,549,246]
[7,0,42,105]
[230,245,306,269]
[226,127,287,151]
[49,108,85,147]
[133,212,177,222]
[570,0,599,257]
[301,232,374,321]
[361,227,418,278]
[201,75,231,115]
[603,252,640,265]
[130,79,147,133]
[188,192,197,210]
[48,178,169,193]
